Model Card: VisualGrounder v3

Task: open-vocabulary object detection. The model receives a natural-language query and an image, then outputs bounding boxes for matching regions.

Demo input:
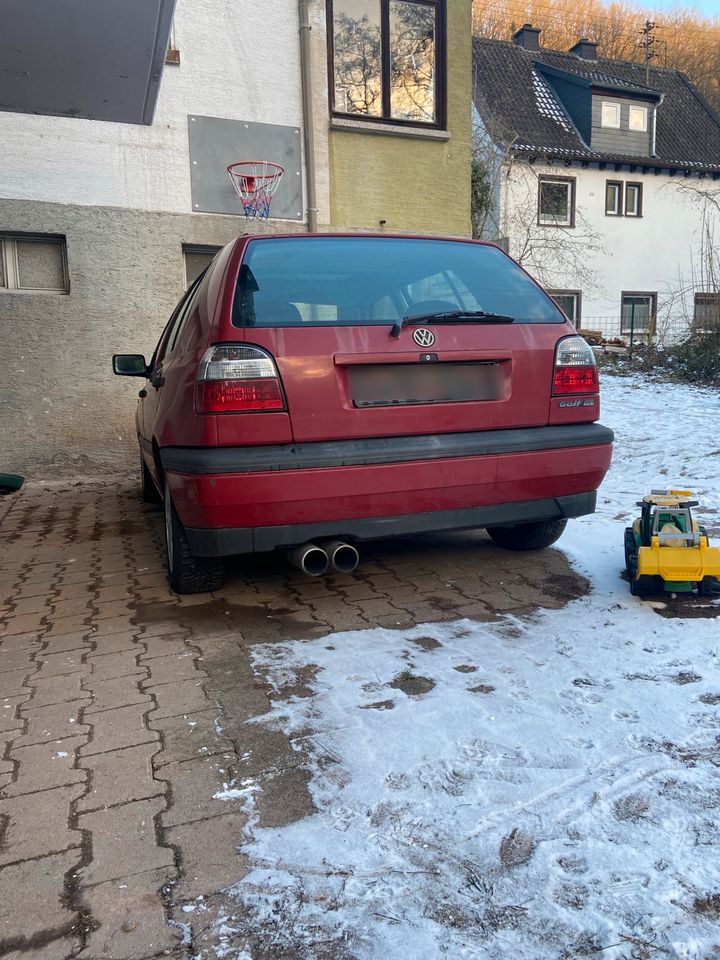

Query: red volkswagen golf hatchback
[113,234,613,593]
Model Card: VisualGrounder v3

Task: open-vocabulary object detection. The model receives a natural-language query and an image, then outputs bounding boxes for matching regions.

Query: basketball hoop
[227,161,284,220]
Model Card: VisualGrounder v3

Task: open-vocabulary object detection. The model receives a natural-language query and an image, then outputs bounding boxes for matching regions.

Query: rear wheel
[140,454,161,504]
[164,481,224,594]
[486,518,567,551]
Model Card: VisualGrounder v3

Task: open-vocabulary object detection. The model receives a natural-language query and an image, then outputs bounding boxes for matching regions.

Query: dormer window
[601,101,621,128]
[628,105,648,131]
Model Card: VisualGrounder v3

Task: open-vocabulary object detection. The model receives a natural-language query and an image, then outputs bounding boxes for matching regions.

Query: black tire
[624,527,637,575]
[624,528,653,595]
[141,454,162,504]
[164,481,224,594]
[698,576,719,597]
[486,518,567,551]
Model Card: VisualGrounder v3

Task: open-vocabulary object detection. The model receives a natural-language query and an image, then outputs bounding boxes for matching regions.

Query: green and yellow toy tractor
[624,490,720,597]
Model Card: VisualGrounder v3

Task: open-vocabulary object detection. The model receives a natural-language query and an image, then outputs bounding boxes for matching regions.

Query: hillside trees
[472,0,720,114]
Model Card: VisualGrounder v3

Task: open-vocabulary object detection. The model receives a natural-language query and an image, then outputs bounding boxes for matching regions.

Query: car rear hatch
[226,235,578,444]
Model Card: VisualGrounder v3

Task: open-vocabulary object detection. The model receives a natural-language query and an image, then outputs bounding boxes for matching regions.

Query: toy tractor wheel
[625,527,653,596]
[698,576,720,597]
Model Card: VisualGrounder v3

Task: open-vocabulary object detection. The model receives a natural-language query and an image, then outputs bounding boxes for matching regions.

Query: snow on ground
[222,375,720,959]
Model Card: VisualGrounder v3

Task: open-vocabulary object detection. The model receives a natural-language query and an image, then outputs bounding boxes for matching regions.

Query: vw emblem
[412,328,435,348]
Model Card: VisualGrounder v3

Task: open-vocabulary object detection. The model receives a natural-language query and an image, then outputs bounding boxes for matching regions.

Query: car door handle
[138,389,147,398]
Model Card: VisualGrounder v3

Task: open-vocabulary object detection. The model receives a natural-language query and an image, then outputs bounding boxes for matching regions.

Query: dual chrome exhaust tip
[287,539,359,576]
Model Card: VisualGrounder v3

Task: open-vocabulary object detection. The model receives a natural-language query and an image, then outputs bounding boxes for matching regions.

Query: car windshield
[233,237,564,327]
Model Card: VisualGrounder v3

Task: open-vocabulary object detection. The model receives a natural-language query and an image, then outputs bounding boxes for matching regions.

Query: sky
[609,0,720,16]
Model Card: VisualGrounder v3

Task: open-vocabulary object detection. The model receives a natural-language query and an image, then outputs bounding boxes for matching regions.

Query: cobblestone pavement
[0,480,588,959]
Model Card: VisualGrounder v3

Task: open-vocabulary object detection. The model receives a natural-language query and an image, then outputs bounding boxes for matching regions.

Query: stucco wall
[326,0,472,236]
[0,200,303,477]
[502,161,717,333]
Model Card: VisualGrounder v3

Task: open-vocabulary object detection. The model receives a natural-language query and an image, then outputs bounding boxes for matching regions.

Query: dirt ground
[0,478,588,960]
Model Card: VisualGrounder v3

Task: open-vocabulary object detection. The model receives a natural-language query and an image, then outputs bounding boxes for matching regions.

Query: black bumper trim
[185,492,596,556]
[161,423,614,475]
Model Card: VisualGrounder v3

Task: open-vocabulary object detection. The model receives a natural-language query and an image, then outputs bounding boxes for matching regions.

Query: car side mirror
[113,354,148,377]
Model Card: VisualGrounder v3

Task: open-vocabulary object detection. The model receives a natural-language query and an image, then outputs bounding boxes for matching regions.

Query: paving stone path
[0,480,586,959]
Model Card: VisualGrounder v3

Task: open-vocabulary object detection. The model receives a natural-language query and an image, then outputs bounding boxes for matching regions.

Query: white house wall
[0,0,304,214]
[502,161,718,336]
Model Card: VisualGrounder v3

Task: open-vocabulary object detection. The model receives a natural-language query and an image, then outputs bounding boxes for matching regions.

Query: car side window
[166,278,203,357]
[151,275,203,370]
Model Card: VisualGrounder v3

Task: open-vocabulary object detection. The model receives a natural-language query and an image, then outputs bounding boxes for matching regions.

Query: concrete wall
[0,199,304,477]
[325,0,473,236]
[501,160,718,336]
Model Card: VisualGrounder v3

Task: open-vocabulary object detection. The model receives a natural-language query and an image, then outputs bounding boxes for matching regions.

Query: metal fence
[577,315,709,352]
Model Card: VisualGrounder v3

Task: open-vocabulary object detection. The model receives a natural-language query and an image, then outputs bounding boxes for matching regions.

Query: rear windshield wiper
[390,310,515,339]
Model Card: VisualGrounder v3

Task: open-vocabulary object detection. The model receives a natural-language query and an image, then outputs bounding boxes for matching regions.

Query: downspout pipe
[298,0,319,232]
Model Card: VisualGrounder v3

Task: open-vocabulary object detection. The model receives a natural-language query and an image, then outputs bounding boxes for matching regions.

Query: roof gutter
[652,92,665,157]
[298,0,318,232]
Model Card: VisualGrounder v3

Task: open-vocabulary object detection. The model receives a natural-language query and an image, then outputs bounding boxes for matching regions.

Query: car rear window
[232,236,564,327]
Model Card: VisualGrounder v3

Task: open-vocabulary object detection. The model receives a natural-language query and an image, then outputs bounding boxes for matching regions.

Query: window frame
[624,182,643,217]
[601,101,621,129]
[0,233,69,294]
[547,289,582,326]
[327,0,447,130]
[183,243,222,287]
[605,180,623,217]
[537,176,576,228]
[628,105,648,132]
[693,292,720,331]
[620,291,656,336]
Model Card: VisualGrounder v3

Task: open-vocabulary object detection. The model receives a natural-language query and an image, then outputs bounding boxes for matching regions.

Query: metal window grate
[16,239,66,290]
[183,246,221,286]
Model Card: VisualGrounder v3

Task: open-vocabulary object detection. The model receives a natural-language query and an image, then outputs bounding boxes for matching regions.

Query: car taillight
[552,336,599,395]
[196,344,286,413]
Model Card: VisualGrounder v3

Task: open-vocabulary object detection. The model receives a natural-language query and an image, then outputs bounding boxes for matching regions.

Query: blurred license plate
[350,362,501,407]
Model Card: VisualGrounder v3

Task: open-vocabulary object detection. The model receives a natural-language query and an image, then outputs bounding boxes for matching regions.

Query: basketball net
[227,161,284,220]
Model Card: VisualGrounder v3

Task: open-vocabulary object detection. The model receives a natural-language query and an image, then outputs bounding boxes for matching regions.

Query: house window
[621,292,656,335]
[605,181,623,216]
[538,177,575,227]
[693,293,720,331]
[183,244,221,286]
[601,101,621,128]
[330,0,445,126]
[0,234,68,292]
[548,290,581,325]
[628,105,647,131]
[625,182,642,217]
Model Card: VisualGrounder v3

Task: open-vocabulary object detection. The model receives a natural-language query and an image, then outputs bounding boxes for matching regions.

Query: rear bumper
[160,423,613,556]
[184,492,597,556]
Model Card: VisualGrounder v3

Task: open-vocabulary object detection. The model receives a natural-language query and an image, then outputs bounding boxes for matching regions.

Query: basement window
[183,244,221,286]
[548,289,581,325]
[621,292,656,335]
[0,234,68,293]
[693,293,720,331]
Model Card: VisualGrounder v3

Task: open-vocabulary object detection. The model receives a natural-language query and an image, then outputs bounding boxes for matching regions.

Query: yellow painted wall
[328,1,472,237]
